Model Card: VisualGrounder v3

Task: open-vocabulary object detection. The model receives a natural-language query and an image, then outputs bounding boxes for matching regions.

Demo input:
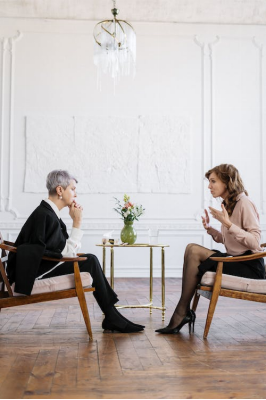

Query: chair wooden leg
[203,261,223,339]
[74,262,93,340]
[192,290,200,312]
[203,291,219,339]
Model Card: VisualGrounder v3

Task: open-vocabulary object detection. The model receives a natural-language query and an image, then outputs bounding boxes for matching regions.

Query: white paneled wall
[0,18,266,277]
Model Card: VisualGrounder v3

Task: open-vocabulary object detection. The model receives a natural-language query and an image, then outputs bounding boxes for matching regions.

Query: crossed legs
[166,244,215,329]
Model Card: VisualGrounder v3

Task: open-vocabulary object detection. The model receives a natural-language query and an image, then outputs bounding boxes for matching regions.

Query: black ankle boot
[102,317,144,333]
[104,307,127,329]
[112,307,145,329]
[105,306,145,329]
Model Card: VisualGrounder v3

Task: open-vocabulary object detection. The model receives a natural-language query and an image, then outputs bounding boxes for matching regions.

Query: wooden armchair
[192,245,266,339]
[0,234,95,340]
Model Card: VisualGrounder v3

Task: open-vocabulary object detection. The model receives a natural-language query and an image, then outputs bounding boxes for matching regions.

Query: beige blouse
[207,193,263,256]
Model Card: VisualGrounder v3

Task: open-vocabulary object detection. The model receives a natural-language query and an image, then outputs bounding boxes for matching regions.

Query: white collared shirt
[36,199,83,279]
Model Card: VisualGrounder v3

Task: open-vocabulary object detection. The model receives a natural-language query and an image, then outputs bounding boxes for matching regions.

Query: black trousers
[42,253,119,312]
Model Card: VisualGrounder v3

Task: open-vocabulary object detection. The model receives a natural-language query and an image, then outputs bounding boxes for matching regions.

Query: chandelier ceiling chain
[93,0,136,89]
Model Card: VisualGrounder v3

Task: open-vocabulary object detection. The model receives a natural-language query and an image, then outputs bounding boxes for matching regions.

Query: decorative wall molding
[193,35,219,213]
[0,30,22,218]
[252,36,265,215]
[208,36,220,170]
[0,37,7,212]
[7,31,22,218]
[193,35,205,212]
[4,219,266,232]
[0,220,219,230]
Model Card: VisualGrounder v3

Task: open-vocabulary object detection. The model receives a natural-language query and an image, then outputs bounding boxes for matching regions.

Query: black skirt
[198,250,265,280]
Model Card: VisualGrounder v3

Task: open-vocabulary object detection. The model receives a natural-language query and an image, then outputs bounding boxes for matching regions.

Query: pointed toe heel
[156,310,196,335]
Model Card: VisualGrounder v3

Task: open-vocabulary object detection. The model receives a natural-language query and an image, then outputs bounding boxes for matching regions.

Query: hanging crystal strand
[97,67,102,91]
[113,73,116,95]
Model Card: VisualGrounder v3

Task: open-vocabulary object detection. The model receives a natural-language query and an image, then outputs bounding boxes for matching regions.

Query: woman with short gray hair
[7,169,144,333]
[46,170,78,195]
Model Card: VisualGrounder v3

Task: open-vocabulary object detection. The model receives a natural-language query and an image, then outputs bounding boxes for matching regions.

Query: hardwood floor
[1,278,266,399]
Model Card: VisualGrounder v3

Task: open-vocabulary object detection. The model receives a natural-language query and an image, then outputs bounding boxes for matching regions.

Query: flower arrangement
[114,194,144,222]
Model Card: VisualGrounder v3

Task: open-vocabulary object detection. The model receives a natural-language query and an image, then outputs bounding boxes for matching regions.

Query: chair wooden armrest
[0,243,87,262]
[0,243,17,253]
[4,240,15,246]
[42,255,87,262]
[210,251,266,263]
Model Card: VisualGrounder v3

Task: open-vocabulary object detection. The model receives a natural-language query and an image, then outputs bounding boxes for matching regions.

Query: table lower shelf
[116,303,166,319]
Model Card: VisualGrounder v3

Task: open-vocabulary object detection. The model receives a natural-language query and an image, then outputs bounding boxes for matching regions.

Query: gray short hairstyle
[46,170,78,195]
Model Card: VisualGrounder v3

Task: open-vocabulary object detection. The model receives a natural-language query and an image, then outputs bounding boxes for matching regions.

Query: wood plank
[24,349,59,397]
[0,353,17,385]
[113,334,143,371]
[52,344,79,396]
[34,308,57,328]
[2,278,266,399]
[0,353,38,399]
[98,336,124,377]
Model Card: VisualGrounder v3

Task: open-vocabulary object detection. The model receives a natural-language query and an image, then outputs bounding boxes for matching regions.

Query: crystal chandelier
[93,0,136,88]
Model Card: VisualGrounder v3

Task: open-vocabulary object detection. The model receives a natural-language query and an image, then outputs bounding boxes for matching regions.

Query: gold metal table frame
[96,243,169,320]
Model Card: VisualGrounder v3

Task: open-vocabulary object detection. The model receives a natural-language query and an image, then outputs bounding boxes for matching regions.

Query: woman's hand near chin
[69,201,83,229]
[72,199,83,210]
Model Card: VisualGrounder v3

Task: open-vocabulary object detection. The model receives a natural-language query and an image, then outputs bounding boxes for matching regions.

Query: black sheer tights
[167,244,215,329]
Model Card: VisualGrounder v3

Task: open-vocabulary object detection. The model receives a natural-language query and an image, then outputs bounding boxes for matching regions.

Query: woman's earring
[59,195,63,200]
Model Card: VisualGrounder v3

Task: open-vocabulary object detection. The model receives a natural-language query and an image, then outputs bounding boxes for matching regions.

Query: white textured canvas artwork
[139,116,190,193]
[24,116,190,193]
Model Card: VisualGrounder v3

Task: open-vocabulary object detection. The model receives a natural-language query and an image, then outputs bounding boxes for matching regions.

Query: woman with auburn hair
[156,164,265,334]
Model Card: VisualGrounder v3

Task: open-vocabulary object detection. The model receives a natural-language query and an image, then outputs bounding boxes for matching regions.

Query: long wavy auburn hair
[205,164,248,216]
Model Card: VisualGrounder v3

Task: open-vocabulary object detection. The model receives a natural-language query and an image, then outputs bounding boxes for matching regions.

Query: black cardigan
[7,201,69,295]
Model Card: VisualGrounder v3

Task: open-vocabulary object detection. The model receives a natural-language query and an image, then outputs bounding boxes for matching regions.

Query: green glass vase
[120,220,137,245]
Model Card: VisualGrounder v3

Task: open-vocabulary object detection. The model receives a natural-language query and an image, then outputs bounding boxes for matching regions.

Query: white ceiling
[0,0,265,24]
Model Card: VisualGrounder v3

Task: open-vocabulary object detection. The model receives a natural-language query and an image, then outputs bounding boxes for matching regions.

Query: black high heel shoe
[155,310,196,334]
[190,309,196,333]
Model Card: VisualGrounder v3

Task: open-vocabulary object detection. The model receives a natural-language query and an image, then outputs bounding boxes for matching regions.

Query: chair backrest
[0,232,13,297]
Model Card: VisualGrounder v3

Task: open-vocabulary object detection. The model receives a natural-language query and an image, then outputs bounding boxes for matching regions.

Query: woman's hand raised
[201,209,210,230]
[209,204,232,229]
[69,201,83,229]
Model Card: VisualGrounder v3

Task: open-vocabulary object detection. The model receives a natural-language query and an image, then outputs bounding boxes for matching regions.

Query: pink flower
[124,202,133,208]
